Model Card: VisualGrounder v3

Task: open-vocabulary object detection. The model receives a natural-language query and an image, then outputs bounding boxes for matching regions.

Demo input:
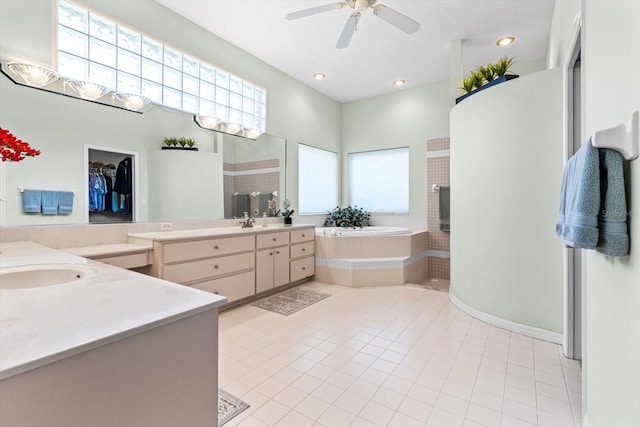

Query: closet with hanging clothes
[87,148,136,223]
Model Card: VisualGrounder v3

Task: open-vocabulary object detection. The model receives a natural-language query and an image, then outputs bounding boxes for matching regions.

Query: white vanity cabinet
[146,234,256,303]
[256,231,290,293]
[290,227,315,282]
[131,225,316,306]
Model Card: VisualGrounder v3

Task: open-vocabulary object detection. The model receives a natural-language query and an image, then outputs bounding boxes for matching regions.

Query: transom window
[349,147,409,213]
[56,0,266,131]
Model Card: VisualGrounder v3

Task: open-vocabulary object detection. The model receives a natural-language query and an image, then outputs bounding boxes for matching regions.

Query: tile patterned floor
[219,282,582,427]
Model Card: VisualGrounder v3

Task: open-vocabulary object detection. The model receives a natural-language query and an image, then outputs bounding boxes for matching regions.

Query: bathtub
[316,226,412,237]
[314,227,428,287]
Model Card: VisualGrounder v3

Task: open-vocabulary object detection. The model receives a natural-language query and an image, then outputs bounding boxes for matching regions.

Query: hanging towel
[556,141,601,249]
[57,191,74,214]
[235,193,250,217]
[439,186,450,232]
[22,189,42,213]
[258,193,271,216]
[41,191,59,215]
[596,149,629,256]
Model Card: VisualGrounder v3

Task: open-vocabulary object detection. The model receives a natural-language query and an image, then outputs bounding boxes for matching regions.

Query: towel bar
[591,110,639,160]
[18,186,75,195]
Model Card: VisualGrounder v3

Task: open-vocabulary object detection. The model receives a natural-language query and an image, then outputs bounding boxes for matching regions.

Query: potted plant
[281,199,294,225]
[324,205,370,229]
[456,56,518,104]
[162,137,198,151]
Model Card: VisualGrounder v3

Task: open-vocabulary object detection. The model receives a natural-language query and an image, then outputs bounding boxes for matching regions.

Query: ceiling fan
[286,0,421,49]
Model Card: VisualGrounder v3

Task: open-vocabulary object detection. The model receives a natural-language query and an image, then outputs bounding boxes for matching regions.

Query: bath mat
[252,288,331,316]
[218,389,250,426]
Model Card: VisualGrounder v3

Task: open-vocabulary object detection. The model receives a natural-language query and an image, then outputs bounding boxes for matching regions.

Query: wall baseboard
[449,292,563,344]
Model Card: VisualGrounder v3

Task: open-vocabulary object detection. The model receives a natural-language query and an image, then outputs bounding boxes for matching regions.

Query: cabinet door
[273,246,290,287]
[256,249,275,293]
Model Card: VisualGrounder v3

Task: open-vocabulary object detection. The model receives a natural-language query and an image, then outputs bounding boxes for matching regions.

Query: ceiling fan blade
[336,13,359,49]
[373,4,420,34]
[286,2,346,20]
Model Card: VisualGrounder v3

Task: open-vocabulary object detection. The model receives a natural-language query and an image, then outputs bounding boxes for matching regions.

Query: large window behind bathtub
[298,144,338,214]
[349,147,409,213]
[56,0,267,132]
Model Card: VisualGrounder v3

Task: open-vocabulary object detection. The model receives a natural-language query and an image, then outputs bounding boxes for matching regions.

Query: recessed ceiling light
[393,79,406,86]
[313,73,326,80]
[496,36,515,46]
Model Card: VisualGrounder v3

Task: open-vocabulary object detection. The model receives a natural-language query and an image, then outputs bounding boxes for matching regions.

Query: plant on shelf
[458,55,517,97]
[162,136,197,150]
[325,205,370,229]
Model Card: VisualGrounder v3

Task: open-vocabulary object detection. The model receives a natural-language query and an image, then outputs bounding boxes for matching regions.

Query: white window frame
[348,147,409,214]
[298,144,338,214]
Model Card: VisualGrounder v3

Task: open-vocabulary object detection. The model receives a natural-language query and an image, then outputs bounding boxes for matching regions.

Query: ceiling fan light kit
[286,0,420,49]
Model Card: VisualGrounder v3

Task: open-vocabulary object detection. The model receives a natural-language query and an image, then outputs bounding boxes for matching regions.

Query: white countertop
[129,224,313,242]
[0,241,227,380]
[63,242,153,258]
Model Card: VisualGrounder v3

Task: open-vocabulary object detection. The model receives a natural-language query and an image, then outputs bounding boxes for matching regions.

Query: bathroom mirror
[0,68,286,227]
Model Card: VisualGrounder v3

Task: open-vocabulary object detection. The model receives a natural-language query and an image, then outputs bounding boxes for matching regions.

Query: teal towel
[596,149,629,256]
[41,191,59,215]
[22,189,42,213]
[439,186,450,232]
[556,141,600,249]
[57,191,74,214]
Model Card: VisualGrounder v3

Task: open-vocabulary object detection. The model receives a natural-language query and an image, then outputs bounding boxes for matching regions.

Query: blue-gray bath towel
[57,191,74,214]
[22,189,42,213]
[556,141,600,249]
[41,191,59,215]
[596,149,629,256]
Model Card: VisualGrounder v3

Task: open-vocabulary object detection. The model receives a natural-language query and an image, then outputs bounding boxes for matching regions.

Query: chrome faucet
[240,216,255,228]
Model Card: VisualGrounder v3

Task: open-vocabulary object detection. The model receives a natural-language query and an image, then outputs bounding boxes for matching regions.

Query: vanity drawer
[163,235,254,263]
[290,228,314,244]
[192,271,255,303]
[92,252,150,269]
[256,231,289,249]
[163,252,254,284]
[290,256,315,282]
[290,241,314,259]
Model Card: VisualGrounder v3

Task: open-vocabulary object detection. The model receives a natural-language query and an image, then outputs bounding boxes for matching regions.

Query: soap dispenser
[262,212,268,227]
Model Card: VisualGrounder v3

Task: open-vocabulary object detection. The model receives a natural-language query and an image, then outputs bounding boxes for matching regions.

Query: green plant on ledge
[459,55,516,94]
[162,136,197,148]
[163,136,179,147]
[325,206,371,229]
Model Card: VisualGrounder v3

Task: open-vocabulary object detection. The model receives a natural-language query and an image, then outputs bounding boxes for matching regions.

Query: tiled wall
[427,137,450,279]
[223,159,280,218]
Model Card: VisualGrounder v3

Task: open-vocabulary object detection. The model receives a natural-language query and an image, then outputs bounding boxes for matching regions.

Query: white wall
[0,0,341,225]
[341,81,450,217]
[546,0,582,69]
[450,68,564,335]
[583,1,640,424]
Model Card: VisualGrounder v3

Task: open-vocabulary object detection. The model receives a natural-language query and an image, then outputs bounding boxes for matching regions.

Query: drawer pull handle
[302,234,305,237]
[302,248,306,252]
[273,238,277,241]
[302,267,306,270]
[214,265,219,269]
[276,250,280,254]
[269,252,273,256]
[214,245,219,250]
[214,291,219,294]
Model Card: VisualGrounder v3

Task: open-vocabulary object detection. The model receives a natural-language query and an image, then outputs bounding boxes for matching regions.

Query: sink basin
[0,264,100,290]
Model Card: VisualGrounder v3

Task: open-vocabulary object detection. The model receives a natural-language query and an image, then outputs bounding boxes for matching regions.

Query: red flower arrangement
[1,128,41,162]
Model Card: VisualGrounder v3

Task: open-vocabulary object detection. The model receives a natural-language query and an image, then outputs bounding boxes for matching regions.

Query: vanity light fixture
[496,36,515,46]
[194,115,224,130]
[243,128,263,139]
[313,73,326,80]
[222,123,242,135]
[65,80,111,101]
[112,92,151,111]
[7,62,60,87]
[393,79,406,86]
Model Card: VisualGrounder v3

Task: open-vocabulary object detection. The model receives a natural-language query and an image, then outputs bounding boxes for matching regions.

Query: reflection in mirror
[223,133,286,219]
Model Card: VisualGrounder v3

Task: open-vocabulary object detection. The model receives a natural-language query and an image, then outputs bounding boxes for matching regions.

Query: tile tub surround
[314,230,428,287]
[427,137,451,280]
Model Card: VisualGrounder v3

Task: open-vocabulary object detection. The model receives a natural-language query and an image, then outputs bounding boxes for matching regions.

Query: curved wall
[450,68,564,337]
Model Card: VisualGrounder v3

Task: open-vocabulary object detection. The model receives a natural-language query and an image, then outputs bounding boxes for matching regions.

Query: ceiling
[155,0,556,104]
